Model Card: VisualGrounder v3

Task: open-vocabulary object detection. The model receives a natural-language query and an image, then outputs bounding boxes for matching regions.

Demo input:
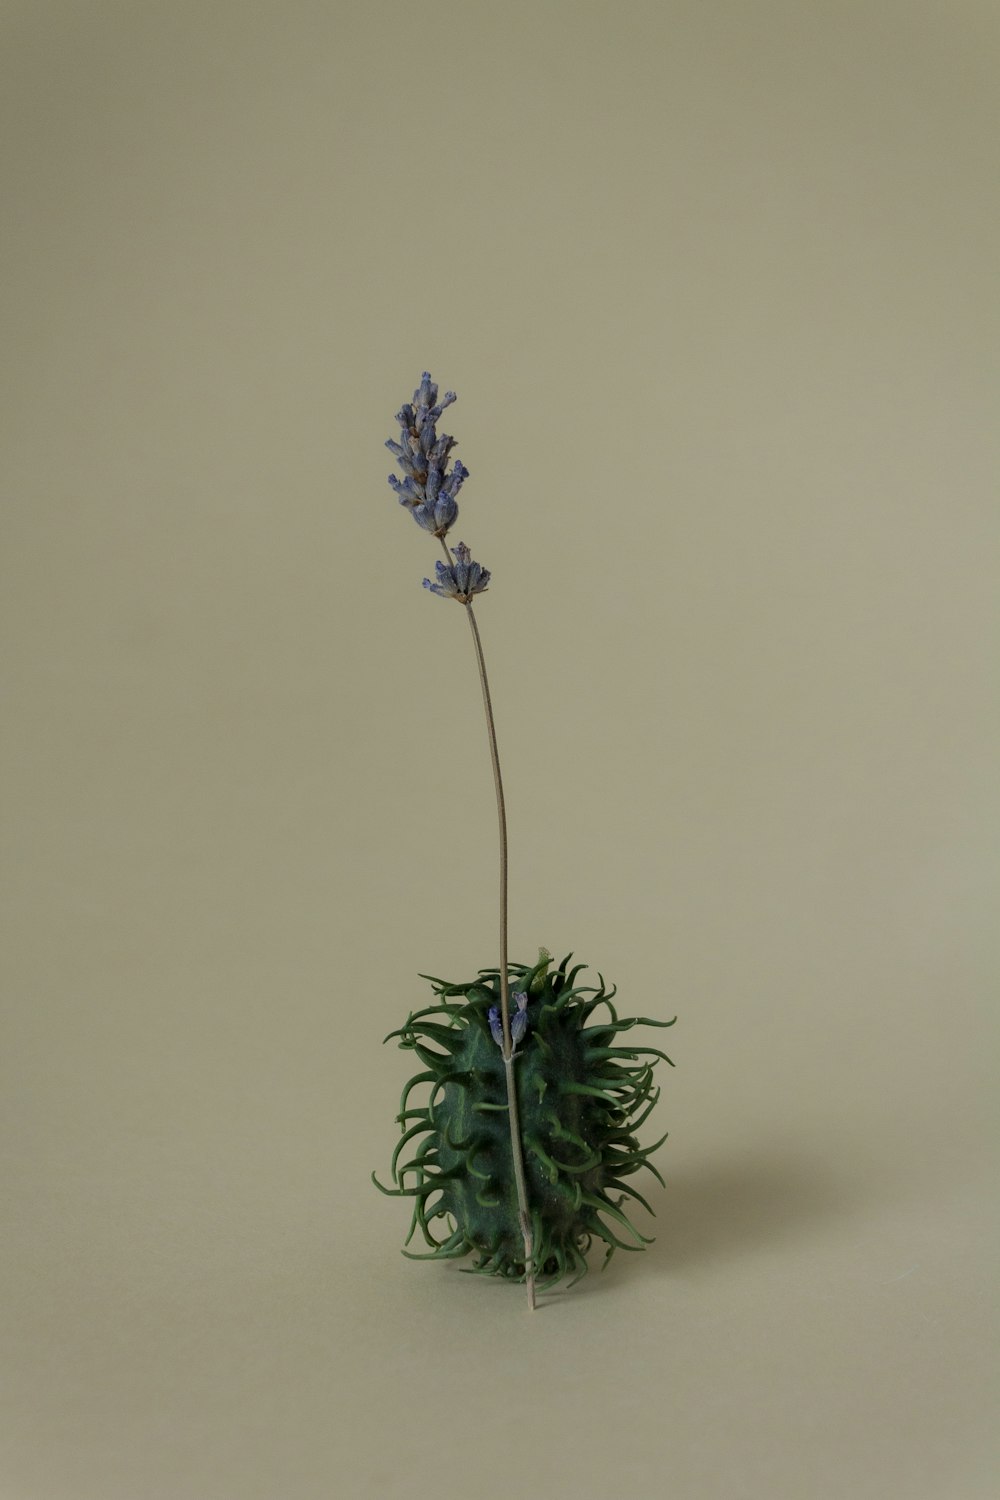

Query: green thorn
[371,1169,433,1200]
[606,1176,656,1216]
[525,1136,560,1185]
[398,1070,436,1118]
[559,1082,619,1103]
[401,1233,467,1262]
[581,1191,653,1244]
[391,1120,435,1178]
[465,1147,493,1181]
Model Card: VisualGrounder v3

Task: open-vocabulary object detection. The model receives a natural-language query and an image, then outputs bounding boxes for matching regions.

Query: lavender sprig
[385,373,536,1309]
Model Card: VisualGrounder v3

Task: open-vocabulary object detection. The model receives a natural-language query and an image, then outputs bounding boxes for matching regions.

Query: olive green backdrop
[2,3,997,1497]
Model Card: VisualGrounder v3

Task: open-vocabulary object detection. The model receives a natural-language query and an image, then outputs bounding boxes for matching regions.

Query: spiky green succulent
[374,951,675,1289]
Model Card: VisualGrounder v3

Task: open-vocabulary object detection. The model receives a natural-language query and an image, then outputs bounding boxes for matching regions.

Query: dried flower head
[386,372,469,537]
[423,541,491,602]
[489,992,529,1048]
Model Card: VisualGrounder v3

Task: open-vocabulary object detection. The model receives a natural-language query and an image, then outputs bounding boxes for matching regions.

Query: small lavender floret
[488,992,529,1049]
[386,372,464,537]
[423,541,490,602]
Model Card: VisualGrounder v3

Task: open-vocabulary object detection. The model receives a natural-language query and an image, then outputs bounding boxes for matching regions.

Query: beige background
[2,3,997,1497]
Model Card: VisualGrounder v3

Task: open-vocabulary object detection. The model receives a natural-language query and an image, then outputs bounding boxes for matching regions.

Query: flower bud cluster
[387,372,490,602]
[423,542,490,603]
[386,372,468,538]
[489,992,529,1050]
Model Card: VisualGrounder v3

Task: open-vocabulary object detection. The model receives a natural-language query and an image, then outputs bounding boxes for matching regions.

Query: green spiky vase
[375,951,675,1289]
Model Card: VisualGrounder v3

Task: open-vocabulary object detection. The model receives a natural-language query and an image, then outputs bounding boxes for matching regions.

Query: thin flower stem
[465,604,536,1313]
[461,605,509,1038]
[439,538,536,1309]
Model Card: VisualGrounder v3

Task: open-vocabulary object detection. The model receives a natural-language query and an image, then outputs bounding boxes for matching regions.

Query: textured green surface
[374,953,675,1288]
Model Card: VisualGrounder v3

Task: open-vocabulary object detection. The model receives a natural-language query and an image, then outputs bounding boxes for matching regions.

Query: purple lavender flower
[423,542,490,603]
[488,992,529,1049]
[387,372,468,537]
